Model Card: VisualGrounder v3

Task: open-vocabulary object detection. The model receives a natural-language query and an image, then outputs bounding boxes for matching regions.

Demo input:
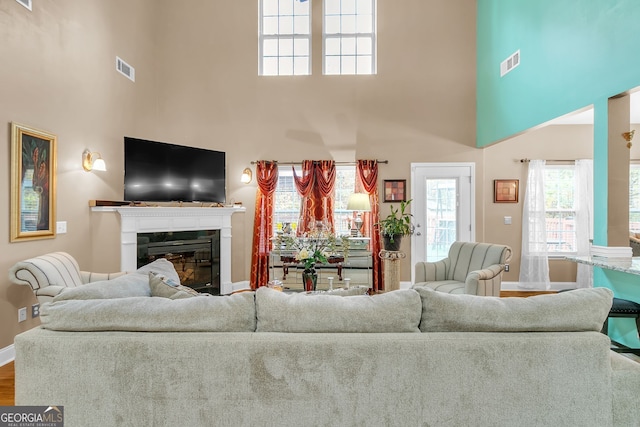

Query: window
[631,164,640,233]
[273,166,356,236]
[323,0,376,75]
[259,0,311,76]
[544,165,576,254]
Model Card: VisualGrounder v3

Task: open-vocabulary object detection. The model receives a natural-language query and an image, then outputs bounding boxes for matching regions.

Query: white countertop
[565,255,640,276]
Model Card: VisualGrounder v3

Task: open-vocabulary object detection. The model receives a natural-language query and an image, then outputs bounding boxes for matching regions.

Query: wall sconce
[82,149,107,172]
[241,167,252,184]
[622,130,635,149]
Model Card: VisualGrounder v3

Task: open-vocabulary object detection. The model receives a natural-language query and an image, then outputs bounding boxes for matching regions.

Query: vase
[383,235,402,251]
[302,269,318,292]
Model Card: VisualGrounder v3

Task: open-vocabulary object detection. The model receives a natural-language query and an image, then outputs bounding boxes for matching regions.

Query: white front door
[410,163,475,282]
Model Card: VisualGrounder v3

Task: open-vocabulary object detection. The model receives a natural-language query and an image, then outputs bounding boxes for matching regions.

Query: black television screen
[124,137,225,203]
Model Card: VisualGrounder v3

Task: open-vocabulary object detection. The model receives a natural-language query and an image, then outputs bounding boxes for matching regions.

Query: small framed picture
[494,179,519,203]
[383,180,406,202]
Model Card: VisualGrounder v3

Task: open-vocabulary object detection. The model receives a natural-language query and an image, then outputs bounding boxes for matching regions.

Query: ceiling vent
[500,50,520,77]
[15,0,32,11]
[116,56,135,82]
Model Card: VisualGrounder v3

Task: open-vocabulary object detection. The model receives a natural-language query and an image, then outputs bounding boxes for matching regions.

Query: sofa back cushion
[41,292,256,332]
[255,287,421,333]
[448,242,510,282]
[415,286,613,332]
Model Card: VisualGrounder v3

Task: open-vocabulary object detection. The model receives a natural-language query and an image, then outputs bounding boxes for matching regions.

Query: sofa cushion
[255,287,421,333]
[149,272,201,299]
[52,258,179,301]
[415,286,613,332]
[41,292,257,332]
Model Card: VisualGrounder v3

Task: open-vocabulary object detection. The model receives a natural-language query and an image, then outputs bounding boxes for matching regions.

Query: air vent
[500,50,520,77]
[15,0,32,11]
[116,56,135,82]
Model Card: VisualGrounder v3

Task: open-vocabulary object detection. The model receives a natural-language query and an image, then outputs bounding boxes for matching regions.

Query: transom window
[544,165,576,254]
[273,166,356,236]
[323,0,376,75]
[259,0,311,76]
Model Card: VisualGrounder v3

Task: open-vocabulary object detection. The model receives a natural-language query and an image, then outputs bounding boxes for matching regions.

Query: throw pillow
[415,287,613,332]
[255,287,421,333]
[53,273,151,301]
[149,272,202,299]
[53,258,181,301]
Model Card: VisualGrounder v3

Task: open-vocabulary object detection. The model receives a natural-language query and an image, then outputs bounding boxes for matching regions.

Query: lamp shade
[347,193,371,211]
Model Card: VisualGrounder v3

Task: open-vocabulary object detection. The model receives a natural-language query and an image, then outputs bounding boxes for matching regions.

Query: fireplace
[138,230,220,294]
[90,206,245,294]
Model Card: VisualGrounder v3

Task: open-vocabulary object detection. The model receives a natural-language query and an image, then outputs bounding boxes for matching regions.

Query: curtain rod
[250,160,389,166]
[518,158,578,163]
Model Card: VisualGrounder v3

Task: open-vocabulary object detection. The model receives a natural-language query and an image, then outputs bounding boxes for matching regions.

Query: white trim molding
[0,344,15,367]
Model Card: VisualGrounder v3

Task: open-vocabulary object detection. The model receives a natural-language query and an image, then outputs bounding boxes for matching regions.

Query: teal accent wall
[477,0,640,147]
[477,0,640,348]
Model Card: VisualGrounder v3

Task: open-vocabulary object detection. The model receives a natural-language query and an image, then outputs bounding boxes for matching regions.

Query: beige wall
[0,0,159,350]
[485,123,640,283]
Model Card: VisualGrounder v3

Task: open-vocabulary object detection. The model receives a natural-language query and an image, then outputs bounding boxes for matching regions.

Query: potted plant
[376,199,414,251]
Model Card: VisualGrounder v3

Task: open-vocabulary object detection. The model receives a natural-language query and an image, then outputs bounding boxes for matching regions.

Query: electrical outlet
[504,264,510,272]
[56,221,67,234]
[32,303,40,318]
[18,307,27,322]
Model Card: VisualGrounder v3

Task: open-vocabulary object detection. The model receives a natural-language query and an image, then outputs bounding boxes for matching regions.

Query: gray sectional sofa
[13,271,640,427]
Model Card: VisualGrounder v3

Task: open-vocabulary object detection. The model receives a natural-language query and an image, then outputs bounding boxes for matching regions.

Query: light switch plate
[56,221,67,234]
[504,216,512,225]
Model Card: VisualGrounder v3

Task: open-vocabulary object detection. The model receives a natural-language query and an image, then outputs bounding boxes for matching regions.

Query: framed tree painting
[494,179,518,203]
[383,179,406,202]
[10,122,57,242]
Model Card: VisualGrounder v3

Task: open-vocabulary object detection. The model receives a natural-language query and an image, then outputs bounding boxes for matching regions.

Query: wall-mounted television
[124,137,225,203]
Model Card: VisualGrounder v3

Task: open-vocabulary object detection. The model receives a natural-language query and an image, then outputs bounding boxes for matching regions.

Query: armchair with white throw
[413,241,512,296]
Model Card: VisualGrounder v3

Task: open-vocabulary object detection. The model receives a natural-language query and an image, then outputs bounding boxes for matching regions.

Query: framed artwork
[10,122,57,242]
[494,179,519,203]
[383,179,406,202]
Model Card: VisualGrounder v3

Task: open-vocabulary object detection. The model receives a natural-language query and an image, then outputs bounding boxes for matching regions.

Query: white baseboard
[501,281,576,291]
[0,344,15,367]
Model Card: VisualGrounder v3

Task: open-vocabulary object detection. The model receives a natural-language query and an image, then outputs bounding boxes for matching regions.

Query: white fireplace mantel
[92,206,245,294]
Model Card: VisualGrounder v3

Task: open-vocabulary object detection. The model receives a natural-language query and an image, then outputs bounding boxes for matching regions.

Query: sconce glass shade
[346,193,371,211]
[82,150,107,172]
[241,167,252,184]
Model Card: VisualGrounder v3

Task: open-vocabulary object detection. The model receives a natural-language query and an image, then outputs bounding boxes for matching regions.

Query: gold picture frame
[11,122,57,242]
[494,179,519,203]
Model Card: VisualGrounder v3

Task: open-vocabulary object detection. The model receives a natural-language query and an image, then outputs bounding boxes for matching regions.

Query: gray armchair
[413,241,512,296]
[8,252,126,303]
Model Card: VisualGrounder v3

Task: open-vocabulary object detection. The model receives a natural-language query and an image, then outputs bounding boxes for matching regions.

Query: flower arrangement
[275,230,350,273]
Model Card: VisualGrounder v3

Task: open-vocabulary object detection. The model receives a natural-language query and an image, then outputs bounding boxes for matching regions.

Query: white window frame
[630,163,640,233]
[544,164,577,256]
[259,0,312,76]
[323,0,377,75]
[272,165,356,236]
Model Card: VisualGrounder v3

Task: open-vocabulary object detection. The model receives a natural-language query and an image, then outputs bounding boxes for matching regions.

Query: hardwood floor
[0,362,14,406]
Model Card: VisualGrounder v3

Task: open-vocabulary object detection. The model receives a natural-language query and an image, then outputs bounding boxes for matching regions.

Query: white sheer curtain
[575,159,594,288]
[519,160,550,289]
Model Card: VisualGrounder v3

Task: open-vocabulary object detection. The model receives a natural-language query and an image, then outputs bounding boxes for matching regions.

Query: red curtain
[294,160,336,234]
[356,160,383,292]
[250,161,278,289]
